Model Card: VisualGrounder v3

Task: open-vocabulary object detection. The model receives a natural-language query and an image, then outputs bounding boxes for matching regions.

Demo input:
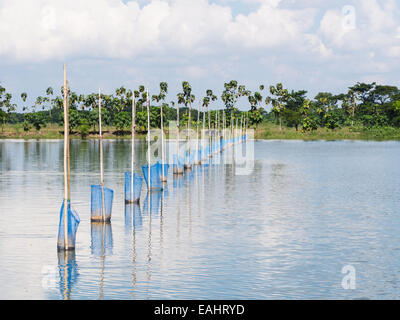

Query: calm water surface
[1,139,400,299]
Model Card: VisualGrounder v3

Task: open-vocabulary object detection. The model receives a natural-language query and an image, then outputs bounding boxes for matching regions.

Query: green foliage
[113,112,131,132]
[221,80,249,111]
[248,109,263,128]
[324,112,341,131]
[27,112,47,131]
[3,80,400,139]
[78,118,90,138]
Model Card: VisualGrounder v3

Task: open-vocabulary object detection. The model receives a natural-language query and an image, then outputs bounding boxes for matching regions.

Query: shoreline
[2,123,400,141]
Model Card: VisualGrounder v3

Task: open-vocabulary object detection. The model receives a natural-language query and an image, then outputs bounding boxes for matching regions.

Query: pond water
[0,139,400,300]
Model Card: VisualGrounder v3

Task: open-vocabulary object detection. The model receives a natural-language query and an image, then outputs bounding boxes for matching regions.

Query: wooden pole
[131,97,136,201]
[63,64,68,250]
[146,87,151,191]
[66,81,71,201]
[202,103,205,160]
[177,102,180,168]
[188,102,191,158]
[160,101,165,181]
[99,89,105,221]
[196,101,200,163]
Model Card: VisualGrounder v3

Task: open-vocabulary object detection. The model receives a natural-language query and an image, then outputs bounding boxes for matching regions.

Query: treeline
[1,80,400,135]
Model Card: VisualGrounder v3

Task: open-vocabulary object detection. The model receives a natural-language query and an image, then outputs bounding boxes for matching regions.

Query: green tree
[221,80,250,111]
[266,83,289,131]
[114,111,131,133]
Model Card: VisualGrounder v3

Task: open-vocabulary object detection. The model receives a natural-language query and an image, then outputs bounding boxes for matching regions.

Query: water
[1,139,400,300]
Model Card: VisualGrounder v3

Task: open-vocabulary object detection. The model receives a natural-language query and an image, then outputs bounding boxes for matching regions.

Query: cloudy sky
[0,0,399,111]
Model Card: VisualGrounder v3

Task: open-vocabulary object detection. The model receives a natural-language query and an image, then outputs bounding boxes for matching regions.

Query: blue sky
[0,0,399,111]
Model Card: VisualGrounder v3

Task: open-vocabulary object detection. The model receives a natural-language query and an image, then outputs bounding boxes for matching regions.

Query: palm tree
[46,87,54,121]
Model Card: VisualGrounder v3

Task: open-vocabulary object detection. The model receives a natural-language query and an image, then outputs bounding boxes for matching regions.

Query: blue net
[90,222,113,256]
[57,250,79,299]
[173,154,184,174]
[124,172,143,203]
[124,204,143,230]
[91,185,114,222]
[142,164,163,191]
[142,191,162,217]
[57,200,80,251]
[157,160,169,181]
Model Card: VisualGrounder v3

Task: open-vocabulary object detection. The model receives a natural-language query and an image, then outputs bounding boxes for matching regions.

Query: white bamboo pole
[160,101,165,181]
[176,102,181,174]
[146,88,151,191]
[99,89,105,221]
[131,98,136,201]
[202,103,205,160]
[66,83,71,202]
[63,64,68,250]
[196,101,200,164]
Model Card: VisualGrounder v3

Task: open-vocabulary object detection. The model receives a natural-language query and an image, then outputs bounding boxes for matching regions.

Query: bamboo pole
[175,102,181,174]
[131,98,136,201]
[196,101,200,164]
[63,64,68,250]
[188,101,191,155]
[160,101,165,181]
[99,89,105,221]
[202,103,205,160]
[146,87,151,191]
[66,80,71,201]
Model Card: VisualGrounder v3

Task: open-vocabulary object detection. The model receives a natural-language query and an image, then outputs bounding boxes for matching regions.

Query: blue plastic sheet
[142,164,163,191]
[157,160,169,181]
[91,185,114,222]
[57,200,80,251]
[124,172,143,203]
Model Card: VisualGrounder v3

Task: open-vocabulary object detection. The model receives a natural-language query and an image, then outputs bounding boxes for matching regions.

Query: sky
[0,0,400,111]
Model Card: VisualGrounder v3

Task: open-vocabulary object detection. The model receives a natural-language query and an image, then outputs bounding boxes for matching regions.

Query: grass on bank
[0,123,146,140]
[254,122,400,141]
[2,122,400,141]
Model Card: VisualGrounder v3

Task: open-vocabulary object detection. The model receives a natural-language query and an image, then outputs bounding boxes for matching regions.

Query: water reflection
[90,222,113,300]
[90,222,113,256]
[57,250,79,300]
[124,204,143,232]
[3,140,400,299]
[142,191,162,217]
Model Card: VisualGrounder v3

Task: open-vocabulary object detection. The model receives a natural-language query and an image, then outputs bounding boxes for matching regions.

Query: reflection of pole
[99,222,105,300]
[160,190,164,252]
[63,64,68,250]
[131,206,137,298]
[146,193,152,294]
[63,251,69,300]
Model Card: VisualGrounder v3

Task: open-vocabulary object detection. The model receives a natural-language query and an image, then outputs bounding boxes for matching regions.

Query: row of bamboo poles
[58,65,248,251]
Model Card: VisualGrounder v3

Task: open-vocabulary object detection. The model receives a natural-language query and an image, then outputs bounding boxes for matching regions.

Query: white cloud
[1,0,400,107]
[0,0,319,61]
